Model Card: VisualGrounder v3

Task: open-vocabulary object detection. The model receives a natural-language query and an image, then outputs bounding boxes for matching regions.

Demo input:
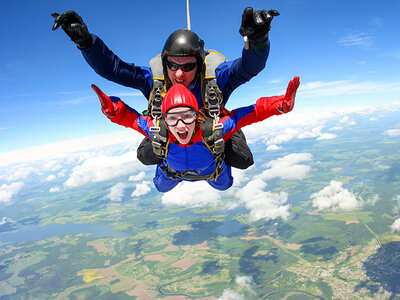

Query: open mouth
[177,131,188,140]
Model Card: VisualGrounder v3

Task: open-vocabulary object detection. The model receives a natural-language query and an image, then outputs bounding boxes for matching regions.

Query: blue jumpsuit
[81,35,270,107]
[105,95,284,192]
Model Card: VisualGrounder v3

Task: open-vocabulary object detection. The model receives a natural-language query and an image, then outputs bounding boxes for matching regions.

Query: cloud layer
[0,102,398,235]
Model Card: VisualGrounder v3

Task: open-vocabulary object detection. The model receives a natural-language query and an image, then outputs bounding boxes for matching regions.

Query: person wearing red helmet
[161,84,199,145]
[92,77,300,192]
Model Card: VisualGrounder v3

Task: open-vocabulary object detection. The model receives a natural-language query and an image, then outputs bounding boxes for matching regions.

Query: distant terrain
[1,109,400,299]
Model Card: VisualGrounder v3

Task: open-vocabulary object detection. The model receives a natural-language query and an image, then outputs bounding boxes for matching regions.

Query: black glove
[239,7,279,49]
[52,10,93,49]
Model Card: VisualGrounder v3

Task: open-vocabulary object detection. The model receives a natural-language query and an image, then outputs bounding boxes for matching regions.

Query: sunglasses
[166,61,197,72]
[164,108,197,126]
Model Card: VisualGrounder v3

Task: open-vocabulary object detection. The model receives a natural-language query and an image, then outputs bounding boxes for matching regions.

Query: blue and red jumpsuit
[105,95,284,192]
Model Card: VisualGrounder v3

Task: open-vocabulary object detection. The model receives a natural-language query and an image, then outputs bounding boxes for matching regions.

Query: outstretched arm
[221,77,300,140]
[52,11,152,96]
[91,85,153,139]
[218,7,280,103]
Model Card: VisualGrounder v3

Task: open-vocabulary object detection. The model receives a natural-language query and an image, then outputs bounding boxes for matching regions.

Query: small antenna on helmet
[186,0,191,30]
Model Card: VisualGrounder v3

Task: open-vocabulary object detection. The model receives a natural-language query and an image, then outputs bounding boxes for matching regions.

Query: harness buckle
[214,138,225,154]
[151,141,163,157]
[205,78,223,118]
[150,106,162,119]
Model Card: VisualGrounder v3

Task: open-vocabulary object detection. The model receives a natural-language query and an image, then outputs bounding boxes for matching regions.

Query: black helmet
[162,29,205,73]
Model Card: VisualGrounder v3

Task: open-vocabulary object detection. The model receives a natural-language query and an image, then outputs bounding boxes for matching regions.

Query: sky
[1,0,400,153]
[1,3,400,296]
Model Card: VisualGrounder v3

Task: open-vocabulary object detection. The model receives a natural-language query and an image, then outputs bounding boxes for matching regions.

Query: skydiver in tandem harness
[51,7,280,170]
[92,77,300,192]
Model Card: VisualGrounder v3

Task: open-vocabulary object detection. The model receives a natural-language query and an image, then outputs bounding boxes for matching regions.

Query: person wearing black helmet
[161,29,204,88]
[52,8,279,169]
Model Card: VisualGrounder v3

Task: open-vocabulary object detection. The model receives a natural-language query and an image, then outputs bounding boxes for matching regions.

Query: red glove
[280,76,300,113]
[256,76,300,118]
[91,84,120,117]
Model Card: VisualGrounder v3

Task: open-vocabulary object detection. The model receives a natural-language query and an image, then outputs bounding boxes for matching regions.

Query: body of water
[0,222,128,245]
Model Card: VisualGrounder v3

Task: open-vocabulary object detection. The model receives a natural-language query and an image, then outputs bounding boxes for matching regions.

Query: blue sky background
[1,0,400,152]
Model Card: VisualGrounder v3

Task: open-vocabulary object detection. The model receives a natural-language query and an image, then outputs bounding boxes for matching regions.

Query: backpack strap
[148,54,167,119]
[201,50,226,118]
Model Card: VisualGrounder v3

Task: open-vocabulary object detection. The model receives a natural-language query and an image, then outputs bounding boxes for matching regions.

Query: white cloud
[105,180,151,201]
[330,126,343,131]
[384,129,400,137]
[317,133,337,140]
[365,194,379,206]
[243,111,340,148]
[339,116,356,125]
[56,96,92,106]
[106,182,129,202]
[300,80,400,98]
[338,31,374,47]
[297,126,324,139]
[391,218,400,232]
[45,174,57,182]
[231,167,250,187]
[218,289,244,300]
[42,160,62,172]
[0,126,16,131]
[218,276,256,300]
[6,165,37,182]
[258,153,312,181]
[131,181,151,197]
[238,179,290,222]
[0,182,24,203]
[235,276,254,290]
[161,181,221,207]
[49,187,60,193]
[0,217,15,225]
[265,127,300,145]
[266,144,282,151]
[311,181,360,211]
[129,171,146,182]
[64,151,143,188]
[393,195,400,214]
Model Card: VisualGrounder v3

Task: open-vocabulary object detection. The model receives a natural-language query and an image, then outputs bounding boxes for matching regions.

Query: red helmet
[162,83,199,114]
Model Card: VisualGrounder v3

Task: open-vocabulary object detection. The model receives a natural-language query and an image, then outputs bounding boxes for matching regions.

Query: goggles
[166,61,197,72]
[164,108,197,126]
